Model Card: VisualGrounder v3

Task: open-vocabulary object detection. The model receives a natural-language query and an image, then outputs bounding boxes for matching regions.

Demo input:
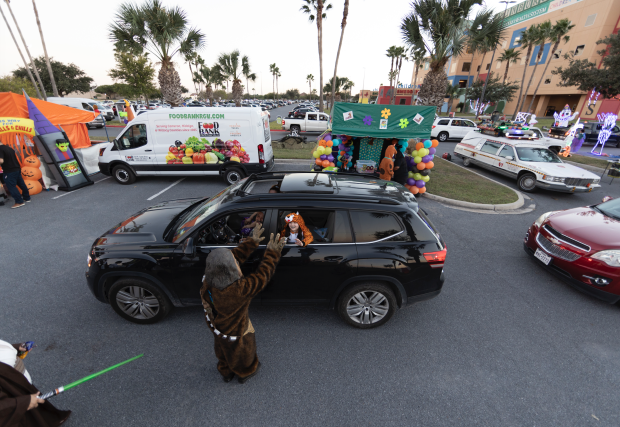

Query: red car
[524,197,620,303]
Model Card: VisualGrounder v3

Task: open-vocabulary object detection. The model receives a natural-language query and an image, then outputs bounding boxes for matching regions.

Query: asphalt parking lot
[3,137,620,426]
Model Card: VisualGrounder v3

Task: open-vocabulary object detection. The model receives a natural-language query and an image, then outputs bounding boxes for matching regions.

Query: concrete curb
[423,158,525,211]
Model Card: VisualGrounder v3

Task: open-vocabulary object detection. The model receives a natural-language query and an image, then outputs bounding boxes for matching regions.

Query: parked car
[47,97,105,129]
[289,107,317,119]
[548,122,620,147]
[264,102,275,109]
[524,196,620,304]
[85,172,446,327]
[431,118,478,142]
[282,112,330,133]
[453,127,601,193]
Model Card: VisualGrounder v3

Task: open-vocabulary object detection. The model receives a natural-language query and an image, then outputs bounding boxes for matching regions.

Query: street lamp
[479,0,516,119]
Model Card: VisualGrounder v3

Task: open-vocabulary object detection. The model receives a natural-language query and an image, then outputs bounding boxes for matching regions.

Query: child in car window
[240,212,265,237]
[281,212,313,247]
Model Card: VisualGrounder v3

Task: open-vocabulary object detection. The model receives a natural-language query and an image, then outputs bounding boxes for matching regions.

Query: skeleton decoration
[553,104,579,127]
[514,112,537,125]
[591,113,618,156]
[560,119,583,157]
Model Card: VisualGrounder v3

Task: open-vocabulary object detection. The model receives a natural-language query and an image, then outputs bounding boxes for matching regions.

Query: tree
[552,33,620,99]
[464,74,519,104]
[286,89,301,99]
[386,46,398,102]
[445,82,462,114]
[526,18,574,114]
[108,52,157,102]
[306,74,314,100]
[301,0,333,112]
[518,22,551,113]
[329,0,349,111]
[269,63,277,99]
[343,79,354,101]
[512,25,539,119]
[109,0,205,106]
[242,56,256,100]
[276,68,281,98]
[410,48,425,104]
[0,75,38,96]
[13,56,93,97]
[31,0,59,97]
[401,0,483,107]
[95,83,134,99]
[478,11,509,112]
[217,50,244,106]
[497,48,521,83]
[323,76,348,97]
[185,51,198,94]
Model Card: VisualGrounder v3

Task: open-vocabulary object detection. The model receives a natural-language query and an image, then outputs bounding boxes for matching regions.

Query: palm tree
[217,50,244,106]
[196,65,216,105]
[393,48,407,104]
[0,5,42,98]
[343,79,354,101]
[109,0,206,106]
[275,68,281,99]
[445,82,462,114]
[479,11,509,88]
[497,48,521,83]
[401,0,483,107]
[301,0,333,112]
[526,18,575,114]
[512,25,539,119]
[518,21,551,113]
[410,48,425,104]
[242,56,256,98]
[185,51,198,94]
[460,8,494,107]
[32,0,59,97]
[329,0,349,110]
[269,63,277,100]
[386,46,398,101]
[3,0,47,99]
[307,74,314,100]
[323,76,347,97]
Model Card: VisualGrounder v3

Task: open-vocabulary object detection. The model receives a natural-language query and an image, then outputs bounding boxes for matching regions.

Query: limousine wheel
[462,157,472,167]
[518,172,537,193]
[224,167,245,186]
[112,164,136,185]
[438,131,449,142]
[109,279,171,324]
[338,283,396,329]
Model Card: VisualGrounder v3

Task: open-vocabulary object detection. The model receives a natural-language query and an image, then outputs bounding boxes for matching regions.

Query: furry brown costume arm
[239,233,286,298]
[232,239,259,264]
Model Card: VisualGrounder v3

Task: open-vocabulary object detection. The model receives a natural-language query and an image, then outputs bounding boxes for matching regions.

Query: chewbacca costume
[0,343,70,427]
[379,145,397,181]
[200,237,282,382]
[280,212,313,247]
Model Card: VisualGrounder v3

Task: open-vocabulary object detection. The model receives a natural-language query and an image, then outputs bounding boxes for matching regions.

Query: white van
[47,97,108,128]
[98,107,275,185]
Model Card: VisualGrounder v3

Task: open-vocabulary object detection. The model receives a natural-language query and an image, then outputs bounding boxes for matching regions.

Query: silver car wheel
[115,168,130,183]
[115,286,160,319]
[346,291,389,324]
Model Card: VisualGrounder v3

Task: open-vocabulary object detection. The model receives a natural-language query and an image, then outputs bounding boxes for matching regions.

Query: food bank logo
[198,122,220,137]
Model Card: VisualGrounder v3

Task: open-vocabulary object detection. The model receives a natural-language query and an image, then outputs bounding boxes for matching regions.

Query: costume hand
[249,223,265,244]
[295,238,303,247]
[28,393,44,410]
[266,233,287,253]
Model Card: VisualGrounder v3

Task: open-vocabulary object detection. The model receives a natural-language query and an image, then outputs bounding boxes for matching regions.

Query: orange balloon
[21,167,42,181]
[24,155,41,168]
[404,184,411,189]
[18,179,42,195]
[329,162,335,167]
[418,186,426,194]
[416,142,424,150]
[322,159,330,167]
[315,158,323,165]
[326,141,333,147]
[417,162,426,170]
[409,186,419,194]
[431,139,439,148]
[340,150,345,155]
[426,161,434,169]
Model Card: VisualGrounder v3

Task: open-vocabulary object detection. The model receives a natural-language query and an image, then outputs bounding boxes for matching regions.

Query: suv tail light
[258,144,265,164]
[423,247,446,269]
[432,125,436,129]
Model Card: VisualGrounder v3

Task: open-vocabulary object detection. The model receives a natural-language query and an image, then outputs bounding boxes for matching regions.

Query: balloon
[431,139,439,147]
[22,179,42,195]
[418,186,427,194]
[324,133,332,141]
[411,150,419,157]
[408,171,415,178]
[337,161,343,167]
[416,142,424,150]
[426,161,435,169]
[326,140,333,147]
[322,159,330,167]
[422,155,432,163]
[423,140,432,148]
[24,156,41,168]
[320,154,327,160]
[318,146,326,154]
[420,169,430,176]
[409,186,419,194]
[313,151,321,158]
[315,158,323,165]
[421,175,430,182]
[414,156,422,164]
[407,178,416,186]
[318,140,326,146]
[21,167,42,181]
[418,148,429,157]
[416,180,426,188]
[413,173,422,181]
[327,155,334,162]
[332,138,341,146]
[429,147,436,155]
[344,146,350,152]
[329,162,335,167]
[417,162,426,170]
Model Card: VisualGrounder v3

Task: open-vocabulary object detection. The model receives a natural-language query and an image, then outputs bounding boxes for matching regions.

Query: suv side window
[480,141,502,155]
[332,211,353,243]
[437,119,450,125]
[349,211,408,243]
[277,209,336,244]
[118,124,149,150]
[196,210,268,246]
[498,145,515,158]
[450,120,462,127]
[464,120,476,127]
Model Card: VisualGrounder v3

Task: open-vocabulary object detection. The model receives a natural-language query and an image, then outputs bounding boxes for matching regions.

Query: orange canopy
[0,92,97,149]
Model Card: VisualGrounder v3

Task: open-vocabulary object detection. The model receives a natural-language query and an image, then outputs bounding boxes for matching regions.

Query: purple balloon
[320,154,327,160]
[344,146,350,152]
[324,133,332,141]
[416,180,426,188]
[327,155,334,162]
[422,155,432,163]
[429,147,436,155]
[338,144,345,150]
[407,178,416,186]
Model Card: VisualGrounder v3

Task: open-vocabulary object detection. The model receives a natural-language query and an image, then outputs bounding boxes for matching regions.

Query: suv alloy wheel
[438,131,449,142]
[109,278,172,324]
[337,283,397,329]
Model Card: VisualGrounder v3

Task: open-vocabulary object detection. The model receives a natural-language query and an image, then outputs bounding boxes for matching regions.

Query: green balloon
[408,171,415,178]
[313,151,321,158]
[413,173,422,181]
[421,175,430,182]
[418,148,429,157]
[411,150,418,157]
[414,156,422,164]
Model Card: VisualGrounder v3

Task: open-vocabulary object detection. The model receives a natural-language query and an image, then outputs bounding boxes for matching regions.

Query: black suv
[86,172,446,328]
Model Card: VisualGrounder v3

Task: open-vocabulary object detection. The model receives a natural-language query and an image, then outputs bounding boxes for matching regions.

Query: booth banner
[331,103,435,139]
[0,117,35,137]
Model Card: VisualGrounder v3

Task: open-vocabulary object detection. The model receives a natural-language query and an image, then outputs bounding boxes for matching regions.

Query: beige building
[411,0,620,118]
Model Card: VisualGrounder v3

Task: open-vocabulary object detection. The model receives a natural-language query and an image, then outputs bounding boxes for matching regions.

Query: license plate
[534,248,552,265]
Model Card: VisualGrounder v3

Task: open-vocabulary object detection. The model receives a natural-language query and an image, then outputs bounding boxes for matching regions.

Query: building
[376,86,416,105]
[411,0,620,118]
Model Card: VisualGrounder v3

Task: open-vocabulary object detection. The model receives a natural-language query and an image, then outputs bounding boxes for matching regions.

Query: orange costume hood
[281,212,313,247]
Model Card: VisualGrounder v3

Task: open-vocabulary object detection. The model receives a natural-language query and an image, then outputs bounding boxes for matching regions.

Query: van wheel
[109,278,171,324]
[223,167,245,185]
[337,283,397,329]
[112,164,136,185]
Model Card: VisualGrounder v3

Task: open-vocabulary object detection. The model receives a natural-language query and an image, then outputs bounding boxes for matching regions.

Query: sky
[0,0,508,97]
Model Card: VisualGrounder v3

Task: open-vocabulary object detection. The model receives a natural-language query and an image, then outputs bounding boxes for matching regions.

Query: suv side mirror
[183,237,195,256]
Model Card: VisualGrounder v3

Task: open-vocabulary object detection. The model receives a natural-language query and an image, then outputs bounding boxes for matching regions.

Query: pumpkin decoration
[193,153,205,164]
[17,180,42,195]
[23,155,41,168]
[21,167,42,181]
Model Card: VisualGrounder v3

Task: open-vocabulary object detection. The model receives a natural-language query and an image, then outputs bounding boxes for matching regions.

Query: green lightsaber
[39,354,143,400]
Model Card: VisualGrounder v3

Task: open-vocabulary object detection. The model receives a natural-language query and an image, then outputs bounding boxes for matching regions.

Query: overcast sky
[1,0,508,97]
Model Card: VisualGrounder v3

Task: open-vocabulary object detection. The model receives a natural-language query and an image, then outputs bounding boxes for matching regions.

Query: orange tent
[0,92,96,149]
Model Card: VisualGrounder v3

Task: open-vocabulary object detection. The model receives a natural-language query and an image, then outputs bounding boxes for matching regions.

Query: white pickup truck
[281,112,331,133]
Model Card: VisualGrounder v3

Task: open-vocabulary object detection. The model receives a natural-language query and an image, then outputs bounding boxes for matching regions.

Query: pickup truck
[282,112,331,133]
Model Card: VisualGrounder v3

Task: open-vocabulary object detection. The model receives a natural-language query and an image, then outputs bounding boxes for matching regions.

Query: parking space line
[52,177,111,199]
[147,178,185,201]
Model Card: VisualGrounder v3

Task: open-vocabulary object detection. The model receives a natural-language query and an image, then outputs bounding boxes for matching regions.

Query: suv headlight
[591,250,620,267]
[534,211,558,228]
[542,175,565,183]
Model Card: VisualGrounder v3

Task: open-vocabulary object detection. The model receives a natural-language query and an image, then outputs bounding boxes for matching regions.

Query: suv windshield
[516,147,562,163]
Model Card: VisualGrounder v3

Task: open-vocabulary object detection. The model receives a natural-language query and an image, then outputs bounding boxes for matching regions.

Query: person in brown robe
[200,224,286,384]
[0,343,70,427]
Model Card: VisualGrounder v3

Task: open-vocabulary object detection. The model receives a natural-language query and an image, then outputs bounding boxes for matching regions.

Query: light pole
[478,0,515,119]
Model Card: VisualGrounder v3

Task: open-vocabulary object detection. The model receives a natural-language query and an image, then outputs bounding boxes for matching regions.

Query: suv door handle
[324,256,343,262]
[144,149,152,152]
